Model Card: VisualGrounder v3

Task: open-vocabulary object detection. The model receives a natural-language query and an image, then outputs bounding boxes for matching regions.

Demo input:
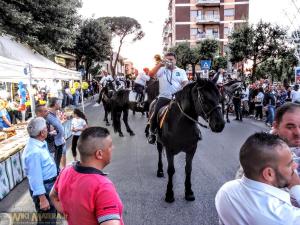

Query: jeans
[30,180,57,225]
[266,105,275,124]
[54,145,63,171]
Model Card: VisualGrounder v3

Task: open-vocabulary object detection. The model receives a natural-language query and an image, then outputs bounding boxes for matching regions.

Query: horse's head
[192,78,225,133]
[106,80,115,91]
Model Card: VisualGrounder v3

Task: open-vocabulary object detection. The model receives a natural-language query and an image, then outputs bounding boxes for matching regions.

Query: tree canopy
[99,16,144,76]
[0,0,82,55]
[73,19,111,79]
[229,21,294,81]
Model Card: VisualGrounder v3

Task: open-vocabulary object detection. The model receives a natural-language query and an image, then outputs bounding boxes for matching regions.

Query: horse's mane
[174,79,219,100]
[174,82,196,100]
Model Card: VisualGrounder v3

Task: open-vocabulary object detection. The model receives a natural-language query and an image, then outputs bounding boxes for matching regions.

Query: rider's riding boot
[148,133,156,144]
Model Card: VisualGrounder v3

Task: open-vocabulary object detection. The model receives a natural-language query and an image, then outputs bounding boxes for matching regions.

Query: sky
[80,0,300,71]
[79,0,169,71]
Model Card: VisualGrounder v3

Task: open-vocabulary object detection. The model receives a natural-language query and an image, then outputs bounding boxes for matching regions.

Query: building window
[191,10,198,20]
[224,8,235,17]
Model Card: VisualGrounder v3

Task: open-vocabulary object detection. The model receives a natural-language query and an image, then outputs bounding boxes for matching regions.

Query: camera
[163,60,173,68]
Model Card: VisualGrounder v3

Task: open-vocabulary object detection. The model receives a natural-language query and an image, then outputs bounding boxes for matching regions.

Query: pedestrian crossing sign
[200,60,212,70]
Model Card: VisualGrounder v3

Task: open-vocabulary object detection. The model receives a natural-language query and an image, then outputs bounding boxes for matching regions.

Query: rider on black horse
[148,52,189,144]
[133,67,151,105]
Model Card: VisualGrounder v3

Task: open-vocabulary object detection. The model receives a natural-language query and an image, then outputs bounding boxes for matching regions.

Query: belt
[43,176,57,184]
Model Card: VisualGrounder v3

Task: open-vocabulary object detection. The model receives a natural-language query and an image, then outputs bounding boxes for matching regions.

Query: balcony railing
[196,0,220,6]
[195,33,219,40]
[196,15,220,23]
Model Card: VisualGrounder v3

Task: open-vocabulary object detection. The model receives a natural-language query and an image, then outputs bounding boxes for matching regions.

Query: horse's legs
[157,142,164,177]
[104,105,110,126]
[185,149,196,201]
[165,150,175,203]
[226,104,230,123]
[145,123,150,137]
[123,108,135,136]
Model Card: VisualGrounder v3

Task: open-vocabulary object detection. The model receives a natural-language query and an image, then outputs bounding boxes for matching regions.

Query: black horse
[147,78,225,203]
[130,78,159,117]
[111,89,135,137]
[219,80,243,123]
[98,80,115,126]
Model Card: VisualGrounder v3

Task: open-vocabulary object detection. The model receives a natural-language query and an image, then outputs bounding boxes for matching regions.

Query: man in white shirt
[148,52,188,144]
[291,84,300,103]
[215,132,300,225]
[134,68,151,103]
[99,71,113,88]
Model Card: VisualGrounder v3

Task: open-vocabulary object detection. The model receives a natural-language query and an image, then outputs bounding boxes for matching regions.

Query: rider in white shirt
[148,52,188,144]
[99,71,113,88]
[134,68,151,103]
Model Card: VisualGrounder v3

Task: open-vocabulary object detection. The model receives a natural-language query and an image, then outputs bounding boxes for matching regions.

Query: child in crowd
[71,109,88,161]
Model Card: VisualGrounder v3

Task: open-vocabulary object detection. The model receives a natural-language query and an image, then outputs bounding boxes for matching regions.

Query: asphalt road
[0,99,268,225]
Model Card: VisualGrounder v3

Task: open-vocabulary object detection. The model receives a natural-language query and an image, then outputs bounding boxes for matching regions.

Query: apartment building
[162,0,249,54]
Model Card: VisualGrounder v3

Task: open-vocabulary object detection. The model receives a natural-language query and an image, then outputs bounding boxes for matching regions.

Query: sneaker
[148,134,156,144]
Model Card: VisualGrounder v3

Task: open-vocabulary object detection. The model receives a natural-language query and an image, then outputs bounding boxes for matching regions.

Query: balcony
[195,33,219,41]
[196,15,220,24]
[196,0,220,6]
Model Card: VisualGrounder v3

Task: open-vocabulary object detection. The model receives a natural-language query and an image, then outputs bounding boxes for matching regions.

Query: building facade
[162,0,249,54]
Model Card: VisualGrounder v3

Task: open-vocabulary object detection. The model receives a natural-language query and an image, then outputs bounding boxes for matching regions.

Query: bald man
[50,127,124,225]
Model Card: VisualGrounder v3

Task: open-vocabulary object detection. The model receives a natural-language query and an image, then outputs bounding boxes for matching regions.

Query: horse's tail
[111,107,121,133]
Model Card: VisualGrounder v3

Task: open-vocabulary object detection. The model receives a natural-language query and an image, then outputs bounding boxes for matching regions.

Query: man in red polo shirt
[50,127,124,225]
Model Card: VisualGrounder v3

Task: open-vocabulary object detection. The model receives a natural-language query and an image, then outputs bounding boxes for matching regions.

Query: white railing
[196,0,220,4]
[196,15,220,23]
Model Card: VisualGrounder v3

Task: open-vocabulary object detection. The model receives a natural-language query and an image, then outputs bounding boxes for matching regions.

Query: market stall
[0,36,81,200]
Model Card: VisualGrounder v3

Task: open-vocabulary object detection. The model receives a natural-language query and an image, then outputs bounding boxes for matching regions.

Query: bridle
[176,82,221,128]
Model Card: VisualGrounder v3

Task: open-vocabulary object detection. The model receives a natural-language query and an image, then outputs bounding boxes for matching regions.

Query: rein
[176,102,208,128]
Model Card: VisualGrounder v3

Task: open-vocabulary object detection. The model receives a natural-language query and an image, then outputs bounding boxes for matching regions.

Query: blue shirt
[46,111,65,146]
[22,138,57,196]
[0,109,11,128]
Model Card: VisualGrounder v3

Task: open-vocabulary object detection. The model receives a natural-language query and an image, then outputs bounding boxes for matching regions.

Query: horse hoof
[227,119,230,123]
[129,132,135,136]
[165,194,175,203]
[119,133,124,137]
[157,171,164,177]
[185,192,195,201]
[106,123,110,126]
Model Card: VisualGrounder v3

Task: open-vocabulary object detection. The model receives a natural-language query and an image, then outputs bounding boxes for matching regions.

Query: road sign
[200,60,212,70]
[295,67,300,82]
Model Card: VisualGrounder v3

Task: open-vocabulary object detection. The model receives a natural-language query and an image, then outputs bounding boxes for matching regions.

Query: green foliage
[73,19,111,77]
[256,49,298,82]
[198,39,219,60]
[229,21,292,80]
[0,0,82,55]
[90,64,103,77]
[99,17,144,76]
[212,56,227,71]
[169,42,192,70]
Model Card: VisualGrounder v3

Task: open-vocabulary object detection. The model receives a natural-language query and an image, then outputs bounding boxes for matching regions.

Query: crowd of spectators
[235,78,300,127]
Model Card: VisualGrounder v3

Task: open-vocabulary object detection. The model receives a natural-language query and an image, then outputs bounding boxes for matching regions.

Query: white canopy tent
[0,36,84,115]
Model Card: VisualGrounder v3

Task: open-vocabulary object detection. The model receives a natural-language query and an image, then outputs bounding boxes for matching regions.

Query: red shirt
[54,162,124,225]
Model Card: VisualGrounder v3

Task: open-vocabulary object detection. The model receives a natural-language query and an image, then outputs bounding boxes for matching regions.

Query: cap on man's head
[143,68,149,73]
